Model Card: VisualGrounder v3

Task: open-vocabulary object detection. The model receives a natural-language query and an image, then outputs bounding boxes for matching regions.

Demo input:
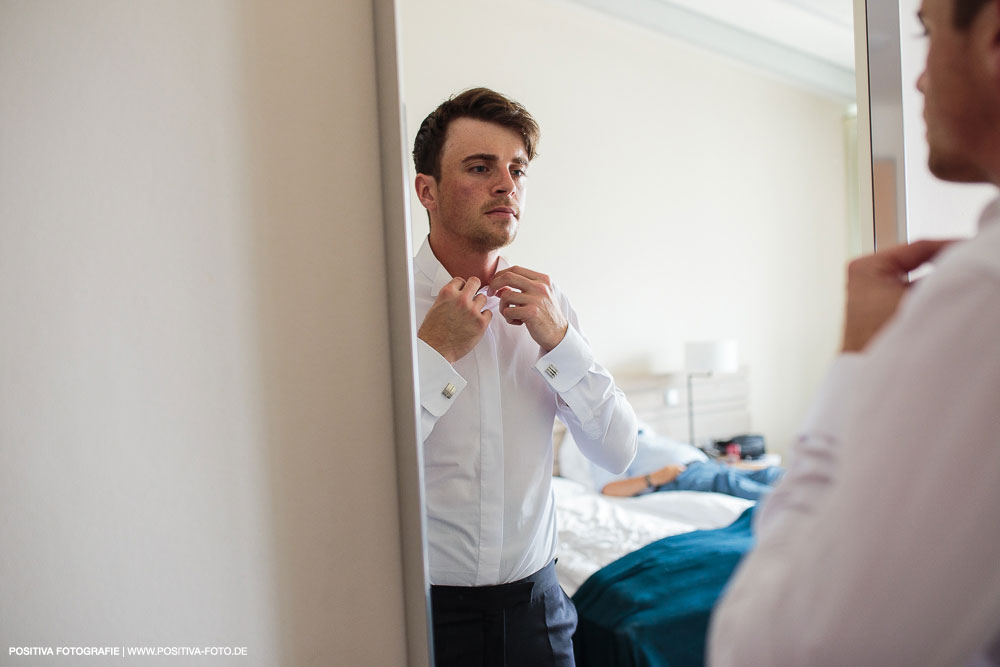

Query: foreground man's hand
[489,266,569,353]
[418,276,492,364]
[841,239,955,353]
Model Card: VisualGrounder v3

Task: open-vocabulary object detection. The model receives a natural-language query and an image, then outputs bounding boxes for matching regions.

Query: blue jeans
[657,461,784,501]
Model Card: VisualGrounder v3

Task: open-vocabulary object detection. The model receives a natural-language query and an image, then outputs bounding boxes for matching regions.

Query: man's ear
[414,173,438,212]
[984,0,1000,86]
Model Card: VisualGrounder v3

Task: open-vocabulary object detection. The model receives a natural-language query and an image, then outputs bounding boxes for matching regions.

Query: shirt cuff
[534,325,593,393]
[416,338,467,417]
[798,353,866,436]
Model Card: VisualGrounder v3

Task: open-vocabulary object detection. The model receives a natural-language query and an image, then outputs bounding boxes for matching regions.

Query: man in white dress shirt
[709,0,1000,663]
[411,88,638,666]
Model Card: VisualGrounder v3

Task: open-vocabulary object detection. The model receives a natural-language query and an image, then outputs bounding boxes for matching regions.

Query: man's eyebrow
[461,153,499,163]
[917,9,926,25]
[460,153,529,166]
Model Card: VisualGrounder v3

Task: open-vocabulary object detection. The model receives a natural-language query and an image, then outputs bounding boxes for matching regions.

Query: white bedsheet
[552,476,753,596]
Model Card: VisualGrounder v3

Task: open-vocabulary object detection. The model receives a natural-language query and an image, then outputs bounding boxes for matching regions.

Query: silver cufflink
[545,365,558,378]
[442,383,456,399]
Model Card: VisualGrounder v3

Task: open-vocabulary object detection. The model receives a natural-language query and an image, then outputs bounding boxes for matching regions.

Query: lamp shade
[684,340,739,374]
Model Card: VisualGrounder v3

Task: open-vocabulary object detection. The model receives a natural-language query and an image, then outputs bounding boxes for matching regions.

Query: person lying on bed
[589,424,784,501]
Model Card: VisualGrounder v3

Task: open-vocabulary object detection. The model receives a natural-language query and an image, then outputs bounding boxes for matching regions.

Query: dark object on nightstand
[713,434,766,460]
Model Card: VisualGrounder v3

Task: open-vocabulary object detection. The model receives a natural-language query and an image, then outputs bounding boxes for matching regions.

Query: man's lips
[485,206,517,217]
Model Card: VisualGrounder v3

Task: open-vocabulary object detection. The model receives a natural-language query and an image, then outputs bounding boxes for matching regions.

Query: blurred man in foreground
[709,0,1000,663]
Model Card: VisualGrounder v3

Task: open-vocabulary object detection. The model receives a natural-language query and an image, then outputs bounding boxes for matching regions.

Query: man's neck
[427,232,502,286]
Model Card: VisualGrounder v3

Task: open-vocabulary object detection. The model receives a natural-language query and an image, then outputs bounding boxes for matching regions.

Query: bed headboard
[552,369,751,474]
[617,369,751,446]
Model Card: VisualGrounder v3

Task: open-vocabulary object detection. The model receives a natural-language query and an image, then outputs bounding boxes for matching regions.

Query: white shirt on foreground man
[709,0,1000,663]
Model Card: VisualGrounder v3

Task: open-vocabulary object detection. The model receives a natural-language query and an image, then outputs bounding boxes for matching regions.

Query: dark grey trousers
[430,561,577,667]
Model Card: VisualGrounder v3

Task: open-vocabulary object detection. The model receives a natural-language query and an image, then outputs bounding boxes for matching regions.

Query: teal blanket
[572,507,755,667]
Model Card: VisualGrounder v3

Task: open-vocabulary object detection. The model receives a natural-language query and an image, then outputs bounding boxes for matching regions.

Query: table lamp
[685,340,739,448]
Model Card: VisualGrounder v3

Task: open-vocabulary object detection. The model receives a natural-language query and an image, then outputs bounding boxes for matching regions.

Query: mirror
[393,0,861,663]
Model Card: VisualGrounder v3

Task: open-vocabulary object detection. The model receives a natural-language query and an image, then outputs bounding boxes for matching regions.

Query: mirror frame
[854,0,877,254]
[856,0,903,251]
[372,0,433,665]
[375,2,881,665]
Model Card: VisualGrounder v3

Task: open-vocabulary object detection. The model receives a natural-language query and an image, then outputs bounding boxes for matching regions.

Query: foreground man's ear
[983,0,1000,87]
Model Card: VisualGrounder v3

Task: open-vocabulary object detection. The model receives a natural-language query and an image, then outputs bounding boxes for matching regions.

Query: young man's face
[917,0,996,182]
[425,117,529,252]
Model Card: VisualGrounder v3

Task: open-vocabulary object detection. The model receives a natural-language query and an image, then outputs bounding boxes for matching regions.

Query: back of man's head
[412,87,540,181]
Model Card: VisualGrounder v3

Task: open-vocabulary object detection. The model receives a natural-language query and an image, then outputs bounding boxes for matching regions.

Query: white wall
[0,2,406,665]
[400,0,851,455]
[898,0,996,239]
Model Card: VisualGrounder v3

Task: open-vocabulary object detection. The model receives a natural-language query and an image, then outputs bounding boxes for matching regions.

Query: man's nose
[916,69,927,93]
[492,170,516,196]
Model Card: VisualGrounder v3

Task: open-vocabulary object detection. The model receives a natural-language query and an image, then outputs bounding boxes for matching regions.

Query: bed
[552,477,756,667]
[552,476,752,597]
[552,371,761,666]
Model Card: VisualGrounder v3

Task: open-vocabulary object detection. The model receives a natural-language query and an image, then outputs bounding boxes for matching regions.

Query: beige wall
[0,2,406,665]
[400,0,851,455]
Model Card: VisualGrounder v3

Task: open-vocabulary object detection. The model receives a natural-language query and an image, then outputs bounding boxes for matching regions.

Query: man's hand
[418,276,493,364]
[841,239,955,353]
[488,266,569,352]
[650,464,686,486]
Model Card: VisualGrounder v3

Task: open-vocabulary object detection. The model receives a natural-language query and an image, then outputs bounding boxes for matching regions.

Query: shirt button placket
[475,323,504,585]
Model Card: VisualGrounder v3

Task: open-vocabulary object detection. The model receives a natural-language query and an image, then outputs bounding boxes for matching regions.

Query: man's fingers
[503,304,530,324]
[498,290,531,308]
[445,276,466,292]
[884,239,957,273]
[490,265,552,294]
[493,265,547,283]
[472,293,488,310]
[462,276,482,296]
[489,270,535,295]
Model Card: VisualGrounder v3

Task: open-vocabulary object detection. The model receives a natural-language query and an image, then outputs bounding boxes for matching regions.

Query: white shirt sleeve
[415,338,467,443]
[709,261,1000,666]
[535,298,638,475]
[752,354,865,541]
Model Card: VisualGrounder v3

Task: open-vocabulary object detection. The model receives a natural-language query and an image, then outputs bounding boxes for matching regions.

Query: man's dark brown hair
[954,0,992,27]
[412,87,540,180]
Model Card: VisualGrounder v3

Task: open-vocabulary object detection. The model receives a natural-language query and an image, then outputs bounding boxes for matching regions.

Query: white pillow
[550,475,589,499]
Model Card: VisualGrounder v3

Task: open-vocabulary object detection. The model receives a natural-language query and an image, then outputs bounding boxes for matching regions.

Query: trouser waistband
[431,560,559,612]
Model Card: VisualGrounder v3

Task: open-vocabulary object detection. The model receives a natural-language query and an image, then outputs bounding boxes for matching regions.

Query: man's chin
[928,151,987,183]
[485,233,516,252]
[472,226,517,252]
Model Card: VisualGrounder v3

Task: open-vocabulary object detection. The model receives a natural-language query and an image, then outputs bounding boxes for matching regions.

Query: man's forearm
[602,465,684,497]
[601,475,650,497]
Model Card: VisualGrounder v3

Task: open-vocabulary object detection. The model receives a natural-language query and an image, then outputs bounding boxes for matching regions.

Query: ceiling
[565,0,857,101]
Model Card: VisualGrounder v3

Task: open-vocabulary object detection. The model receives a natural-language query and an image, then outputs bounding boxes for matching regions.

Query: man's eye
[471,165,488,173]
[512,169,527,178]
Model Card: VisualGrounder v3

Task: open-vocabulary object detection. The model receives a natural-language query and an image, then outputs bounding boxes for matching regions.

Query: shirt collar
[414,236,511,297]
